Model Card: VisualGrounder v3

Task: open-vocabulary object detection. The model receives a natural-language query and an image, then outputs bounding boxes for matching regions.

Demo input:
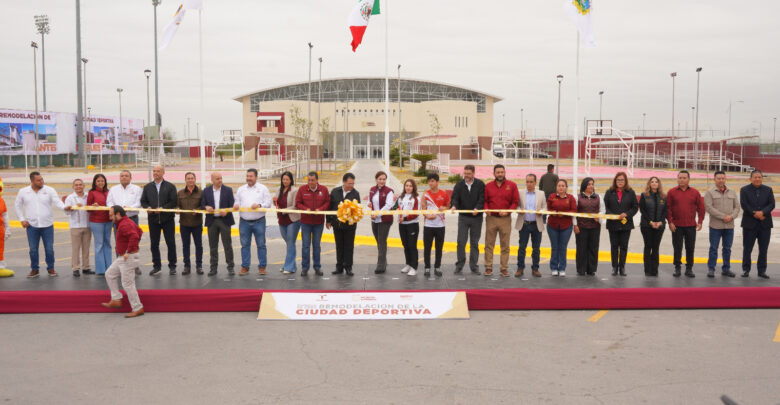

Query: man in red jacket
[483,164,520,277]
[101,205,144,318]
[667,170,706,278]
[295,171,330,276]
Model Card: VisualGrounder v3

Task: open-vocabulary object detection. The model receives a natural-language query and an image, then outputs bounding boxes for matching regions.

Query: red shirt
[484,180,519,216]
[547,193,577,229]
[87,189,110,223]
[114,215,142,255]
[666,186,706,227]
[276,188,292,226]
[295,184,330,225]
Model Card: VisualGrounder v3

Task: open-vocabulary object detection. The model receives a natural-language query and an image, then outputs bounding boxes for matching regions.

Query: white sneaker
[552,271,559,276]
[401,265,411,273]
[559,271,566,277]
[408,268,417,276]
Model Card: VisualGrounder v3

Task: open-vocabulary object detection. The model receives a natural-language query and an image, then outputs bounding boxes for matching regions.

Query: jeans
[398,222,420,269]
[300,223,324,271]
[547,225,573,272]
[423,226,445,269]
[742,227,771,274]
[608,229,632,270]
[26,225,54,271]
[517,222,542,271]
[207,219,234,272]
[456,215,482,271]
[181,225,204,268]
[149,220,177,270]
[371,222,391,271]
[239,217,267,269]
[671,226,696,271]
[575,226,600,274]
[640,226,665,275]
[708,227,734,272]
[89,221,113,274]
[333,225,356,272]
[279,221,301,272]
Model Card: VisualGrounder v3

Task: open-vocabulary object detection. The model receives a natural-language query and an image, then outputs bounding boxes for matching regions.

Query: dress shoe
[374,268,385,274]
[673,268,682,277]
[27,270,40,278]
[258,267,266,276]
[125,308,145,318]
[454,267,463,274]
[532,270,542,277]
[707,269,715,278]
[722,270,736,278]
[500,270,510,277]
[514,269,524,278]
[314,270,324,276]
[484,269,493,277]
[434,269,443,277]
[332,269,344,275]
[741,271,750,277]
[758,273,770,279]
[301,270,309,277]
[196,267,204,275]
[345,269,354,277]
[577,272,585,276]
[101,300,122,309]
[424,269,431,277]
[169,268,177,275]
[470,269,482,275]
[611,267,618,276]
[619,268,626,277]
[587,272,596,276]
[82,268,95,275]
[208,269,218,276]
[149,267,162,276]
[73,270,80,277]
[227,268,235,276]
[238,267,249,276]
[182,267,191,276]
[47,269,58,277]
[685,270,695,278]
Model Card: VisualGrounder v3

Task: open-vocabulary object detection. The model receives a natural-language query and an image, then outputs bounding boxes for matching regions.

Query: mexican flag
[348,0,380,52]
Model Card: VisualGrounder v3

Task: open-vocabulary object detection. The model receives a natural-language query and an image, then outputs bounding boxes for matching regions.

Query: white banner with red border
[258,291,469,320]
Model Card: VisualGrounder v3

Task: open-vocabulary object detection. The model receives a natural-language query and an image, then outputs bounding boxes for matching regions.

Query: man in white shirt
[106,170,142,224]
[233,168,272,276]
[15,171,68,278]
[64,179,92,277]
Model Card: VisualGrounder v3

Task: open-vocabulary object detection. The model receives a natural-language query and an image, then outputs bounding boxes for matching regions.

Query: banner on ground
[258,291,469,320]
[0,108,145,155]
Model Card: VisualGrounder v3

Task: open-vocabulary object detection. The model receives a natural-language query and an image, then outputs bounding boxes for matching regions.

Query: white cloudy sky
[1,0,779,140]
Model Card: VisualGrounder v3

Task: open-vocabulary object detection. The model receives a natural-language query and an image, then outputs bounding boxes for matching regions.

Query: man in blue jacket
[202,172,235,276]
[740,169,774,279]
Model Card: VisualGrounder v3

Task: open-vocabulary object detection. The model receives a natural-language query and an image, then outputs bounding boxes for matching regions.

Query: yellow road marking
[588,310,609,322]
[773,322,780,342]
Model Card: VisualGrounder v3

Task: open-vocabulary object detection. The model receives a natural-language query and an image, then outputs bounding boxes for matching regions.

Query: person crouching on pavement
[101,205,145,318]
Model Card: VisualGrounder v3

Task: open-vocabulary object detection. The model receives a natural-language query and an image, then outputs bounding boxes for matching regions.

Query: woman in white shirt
[64,179,92,277]
[396,179,421,276]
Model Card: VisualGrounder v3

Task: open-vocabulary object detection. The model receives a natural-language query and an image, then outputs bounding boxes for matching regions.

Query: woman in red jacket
[546,179,577,276]
[87,174,112,275]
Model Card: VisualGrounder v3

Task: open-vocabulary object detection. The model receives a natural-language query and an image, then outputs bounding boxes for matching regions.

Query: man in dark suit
[740,169,774,279]
[326,173,360,276]
[140,165,178,276]
[202,172,235,276]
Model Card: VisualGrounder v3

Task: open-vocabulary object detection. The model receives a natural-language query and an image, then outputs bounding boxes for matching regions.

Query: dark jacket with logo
[141,179,178,224]
[604,188,638,231]
[295,184,330,225]
[639,191,667,228]
[328,186,361,230]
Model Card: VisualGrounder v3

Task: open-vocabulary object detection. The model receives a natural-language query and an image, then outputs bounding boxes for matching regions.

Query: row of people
[13,164,774,281]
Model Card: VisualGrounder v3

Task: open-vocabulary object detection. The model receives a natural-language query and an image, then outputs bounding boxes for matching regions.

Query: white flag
[182,0,202,10]
[159,5,187,51]
[564,0,595,48]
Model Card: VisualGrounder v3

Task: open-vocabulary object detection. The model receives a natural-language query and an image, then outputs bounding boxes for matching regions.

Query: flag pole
[198,7,206,189]
[573,31,580,193]
[383,0,390,171]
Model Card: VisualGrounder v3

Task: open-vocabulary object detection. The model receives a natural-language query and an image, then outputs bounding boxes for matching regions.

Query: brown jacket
[177,185,203,227]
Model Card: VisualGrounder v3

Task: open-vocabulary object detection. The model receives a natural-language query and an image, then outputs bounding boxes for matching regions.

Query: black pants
[608,229,631,270]
[575,227,600,274]
[207,219,234,272]
[671,226,696,271]
[456,215,482,271]
[743,227,771,274]
[399,222,420,269]
[640,226,665,275]
[333,225,356,272]
[149,219,177,270]
[180,225,203,268]
[423,227,445,269]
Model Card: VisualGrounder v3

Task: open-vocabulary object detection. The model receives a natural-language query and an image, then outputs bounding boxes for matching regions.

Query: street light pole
[502,113,505,133]
[115,88,123,173]
[642,113,646,135]
[556,74,563,174]
[520,108,524,137]
[76,0,85,172]
[397,64,402,168]
[34,15,50,111]
[152,0,161,127]
[144,69,152,181]
[670,72,677,168]
[773,117,777,152]
[317,56,322,173]
[31,41,40,169]
[307,42,313,173]
[694,67,702,170]
[598,90,604,122]
[81,58,88,169]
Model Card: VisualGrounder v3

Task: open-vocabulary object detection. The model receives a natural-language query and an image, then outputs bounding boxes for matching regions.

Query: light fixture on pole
[317,56,322,173]
[34,15,50,111]
[598,90,604,122]
[556,74,563,174]
[31,41,40,170]
[670,72,677,168]
[152,0,161,127]
[144,69,152,181]
[307,42,313,173]
[520,108,524,137]
[502,113,505,133]
[694,67,702,170]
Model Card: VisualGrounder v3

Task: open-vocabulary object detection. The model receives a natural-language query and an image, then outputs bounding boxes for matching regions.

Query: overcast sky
[2,0,779,141]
